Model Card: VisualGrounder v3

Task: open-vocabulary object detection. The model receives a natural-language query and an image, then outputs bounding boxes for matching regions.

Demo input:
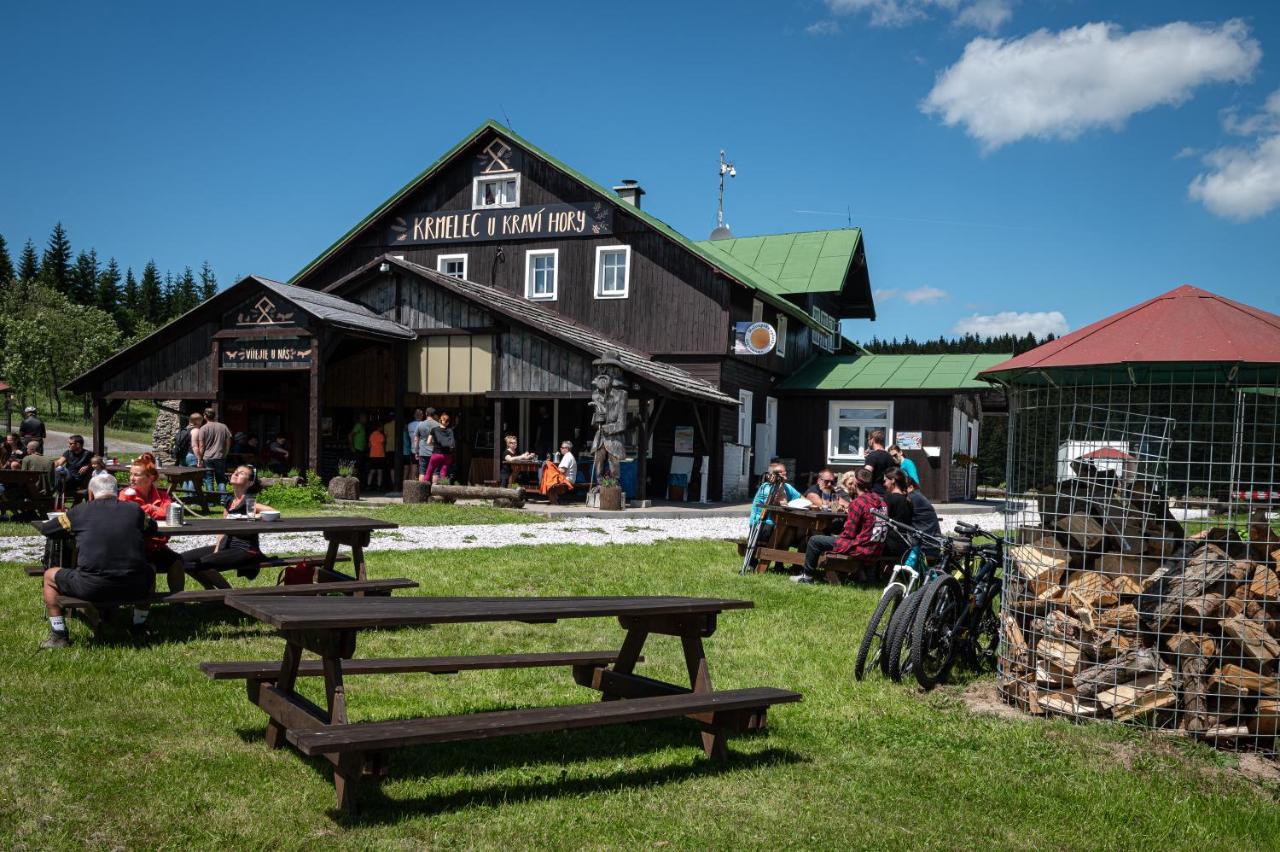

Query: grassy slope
[2,538,1278,849]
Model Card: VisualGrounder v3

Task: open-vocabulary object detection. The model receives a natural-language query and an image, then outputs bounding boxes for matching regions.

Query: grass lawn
[42,416,155,448]
[313,501,544,527]
[2,536,1278,849]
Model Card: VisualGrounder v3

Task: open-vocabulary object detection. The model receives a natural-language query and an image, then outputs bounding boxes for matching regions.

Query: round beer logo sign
[744,322,776,355]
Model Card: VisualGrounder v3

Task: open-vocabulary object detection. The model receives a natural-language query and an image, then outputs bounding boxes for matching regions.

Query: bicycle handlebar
[870,508,948,549]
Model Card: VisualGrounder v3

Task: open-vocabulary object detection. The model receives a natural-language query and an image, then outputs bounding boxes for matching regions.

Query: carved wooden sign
[221,338,313,369]
[235,296,296,326]
[388,201,612,246]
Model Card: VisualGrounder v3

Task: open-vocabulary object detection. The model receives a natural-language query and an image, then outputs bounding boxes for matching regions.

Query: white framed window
[738,389,754,445]
[777,315,788,357]
[473,173,520,209]
[827,401,893,464]
[751,299,763,324]
[524,249,558,300]
[594,245,631,299]
[814,328,836,353]
[437,253,468,280]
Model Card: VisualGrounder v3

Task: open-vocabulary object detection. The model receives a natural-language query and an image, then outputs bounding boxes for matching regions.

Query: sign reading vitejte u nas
[389,201,612,246]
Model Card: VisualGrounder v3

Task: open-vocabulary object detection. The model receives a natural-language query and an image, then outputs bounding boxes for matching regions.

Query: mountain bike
[881,531,969,681]
[853,516,940,680]
[909,520,1006,690]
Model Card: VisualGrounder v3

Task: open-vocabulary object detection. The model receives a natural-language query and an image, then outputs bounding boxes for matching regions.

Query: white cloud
[921,20,1262,152]
[1189,89,1280,221]
[952,310,1069,337]
[823,0,1012,33]
[902,285,949,304]
[1174,146,1201,160]
[874,288,899,301]
[806,19,841,36]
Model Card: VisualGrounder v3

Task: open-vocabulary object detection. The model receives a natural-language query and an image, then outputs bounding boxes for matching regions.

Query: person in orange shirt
[118,452,185,592]
[366,420,386,491]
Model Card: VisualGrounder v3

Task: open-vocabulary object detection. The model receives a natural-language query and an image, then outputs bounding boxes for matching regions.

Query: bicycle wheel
[884,588,924,681]
[969,581,1002,673]
[855,585,903,681]
[911,575,963,690]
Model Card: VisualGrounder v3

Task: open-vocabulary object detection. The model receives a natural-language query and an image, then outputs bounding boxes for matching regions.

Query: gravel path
[1,508,1015,564]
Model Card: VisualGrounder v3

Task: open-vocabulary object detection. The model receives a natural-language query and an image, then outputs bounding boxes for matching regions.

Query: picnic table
[105,463,212,513]
[204,594,802,813]
[739,504,846,573]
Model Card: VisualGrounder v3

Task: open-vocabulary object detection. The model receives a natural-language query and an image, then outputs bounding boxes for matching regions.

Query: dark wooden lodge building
[67,120,997,501]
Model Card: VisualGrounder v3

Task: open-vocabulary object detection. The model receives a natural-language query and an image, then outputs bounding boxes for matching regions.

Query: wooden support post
[264,641,303,749]
[636,395,649,501]
[392,339,408,486]
[492,398,503,486]
[308,334,322,474]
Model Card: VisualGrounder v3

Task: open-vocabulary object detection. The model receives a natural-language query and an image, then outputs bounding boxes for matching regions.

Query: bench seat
[56,577,416,610]
[200,650,633,681]
[293,686,803,756]
[26,552,350,578]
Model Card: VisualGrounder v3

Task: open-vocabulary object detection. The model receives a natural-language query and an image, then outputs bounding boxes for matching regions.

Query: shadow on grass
[233,716,805,821]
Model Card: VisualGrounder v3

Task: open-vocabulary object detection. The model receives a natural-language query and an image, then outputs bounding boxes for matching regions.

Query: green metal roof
[694,229,860,296]
[778,353,1013,392]
[290,119,822,330]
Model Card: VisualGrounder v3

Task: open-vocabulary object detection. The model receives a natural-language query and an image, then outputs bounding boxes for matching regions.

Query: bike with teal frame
[854,512,949,680]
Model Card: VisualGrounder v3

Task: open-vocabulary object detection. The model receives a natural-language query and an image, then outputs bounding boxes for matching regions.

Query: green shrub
[258,470,331,509]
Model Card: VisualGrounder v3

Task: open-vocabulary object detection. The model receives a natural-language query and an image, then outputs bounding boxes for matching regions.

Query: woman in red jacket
[118,453,185,592]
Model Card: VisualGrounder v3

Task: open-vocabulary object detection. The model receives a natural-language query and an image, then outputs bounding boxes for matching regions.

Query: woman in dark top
[881,466,916,562]
[181,465,274,588]
[422,412,456,483]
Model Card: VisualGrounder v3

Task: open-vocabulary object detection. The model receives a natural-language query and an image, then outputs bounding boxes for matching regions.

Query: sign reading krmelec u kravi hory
[389,201,612,246]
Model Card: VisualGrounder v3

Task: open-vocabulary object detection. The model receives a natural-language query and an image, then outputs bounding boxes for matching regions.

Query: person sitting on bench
[39,474,156,648]
[540,440,577,505]
[180,465,275,589]
[794,466,887,584]
[880,467,916,563]
[53,434,93,505]
[119,453,186,594]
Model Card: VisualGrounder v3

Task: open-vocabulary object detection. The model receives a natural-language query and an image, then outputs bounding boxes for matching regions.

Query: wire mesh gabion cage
[989,288,1280,751]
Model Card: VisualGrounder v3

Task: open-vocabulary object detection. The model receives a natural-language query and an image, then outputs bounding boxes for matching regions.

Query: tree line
[858,331,1060,490]
[0,223,220,417]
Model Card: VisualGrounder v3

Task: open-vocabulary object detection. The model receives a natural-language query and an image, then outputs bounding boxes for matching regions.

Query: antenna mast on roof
[709,150,736,240]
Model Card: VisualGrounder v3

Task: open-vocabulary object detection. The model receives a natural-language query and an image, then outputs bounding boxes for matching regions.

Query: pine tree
[199,260,218,301]
[123,267,140,335]
[161,270,175,319]
[139,260,162,324]
[40,222,73,294]
[97,257,123,323]
[0,234,14,285]
[18,238,40,284]
[71,249,99,306]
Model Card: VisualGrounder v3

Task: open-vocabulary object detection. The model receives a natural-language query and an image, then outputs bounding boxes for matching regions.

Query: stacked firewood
[999,469,1280,747]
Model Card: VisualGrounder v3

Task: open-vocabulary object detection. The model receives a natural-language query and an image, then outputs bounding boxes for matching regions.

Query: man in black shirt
[39,475,156,648]
[19,406,46,453]
[54,434,93,504]
[864,429,894,496]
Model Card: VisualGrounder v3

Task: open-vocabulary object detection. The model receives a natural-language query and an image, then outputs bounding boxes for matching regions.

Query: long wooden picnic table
[207,594,801,813]
[741,504,846,572]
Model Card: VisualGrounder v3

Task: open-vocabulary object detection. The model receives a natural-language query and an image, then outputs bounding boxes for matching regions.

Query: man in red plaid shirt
[794,466,887,584]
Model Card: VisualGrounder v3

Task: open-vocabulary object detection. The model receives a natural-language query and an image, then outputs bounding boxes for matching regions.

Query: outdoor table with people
[201,593,802,814]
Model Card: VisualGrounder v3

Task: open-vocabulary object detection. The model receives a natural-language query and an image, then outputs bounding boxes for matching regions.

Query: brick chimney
[613,179,645,208]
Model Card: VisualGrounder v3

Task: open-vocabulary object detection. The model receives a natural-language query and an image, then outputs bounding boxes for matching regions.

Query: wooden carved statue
[589,350,628,484]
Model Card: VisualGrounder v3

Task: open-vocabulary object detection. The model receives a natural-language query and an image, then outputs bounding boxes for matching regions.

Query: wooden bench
[201,650,638,684]
[816,552,896,585]
[55,578,418,634]
[291,687,801,758]
[0,469,55,517]
[25,552,350,578]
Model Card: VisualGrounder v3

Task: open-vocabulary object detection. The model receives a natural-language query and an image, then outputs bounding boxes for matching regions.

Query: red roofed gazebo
[970,285,1280,749]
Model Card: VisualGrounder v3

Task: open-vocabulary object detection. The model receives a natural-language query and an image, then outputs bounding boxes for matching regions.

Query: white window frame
[472,173,520,209]
[593,244,631,299]
[524,248,559,301]
[751,299,763,324]
[777,315,788,357]
[827,400,893,465]
[738,389,754,446]
[436,253,468,280]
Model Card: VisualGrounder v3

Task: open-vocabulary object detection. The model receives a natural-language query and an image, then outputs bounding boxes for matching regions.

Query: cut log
[1108,574,1144,598]
[1249,565,1280,603]
[1074,648,1163,700]
[1201,724,1250,741]
[1001,614,1031,670]
[1035,609,1089,644]
[1150,544,1250,631]
[1098,552,1159,582]
[1066,571,1118,609]
[1181,593,1224,625]
[1036,639,1083,678]
[1010,544,1068,598]
[429,485,525,507]
[1221,616,1280,666]
[1215,664,1280,696]
[1038,690,1097,718]
[1178,653,1215,734]
[1250,698,1280,736]
[1165,632,1216,658]
[401,480,431,504]
[1053,513,1106,550]
[1096,604,1139,631]
[1097,670,1176,721]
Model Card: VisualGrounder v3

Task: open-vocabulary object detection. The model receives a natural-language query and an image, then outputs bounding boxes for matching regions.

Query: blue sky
[2,1,1277,344]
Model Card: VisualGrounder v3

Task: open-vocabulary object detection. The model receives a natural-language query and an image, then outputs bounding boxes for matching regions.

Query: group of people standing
[404,408,456,485]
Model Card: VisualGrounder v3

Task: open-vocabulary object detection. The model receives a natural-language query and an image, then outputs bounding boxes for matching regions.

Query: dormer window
[473,174,520,209]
